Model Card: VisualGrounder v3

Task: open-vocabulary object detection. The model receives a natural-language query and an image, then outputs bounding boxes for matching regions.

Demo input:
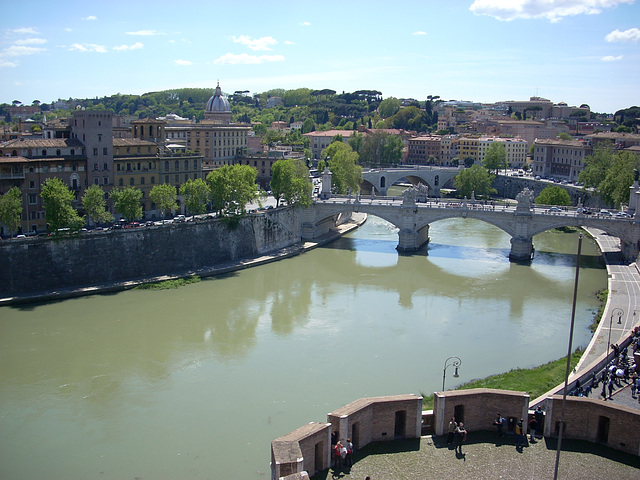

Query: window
[94,163,98,171]
[103,177,108,185]
[94,178,99,185]
[28,193,37,204]
[93,148,98,156]
[130,178,135,185]
[98,134,102,142]
[103,148,108,155]
[42,150,47,156]
[194,159,198,169]
[185,160,189,169]
[141,177,145,185]
[164,175,169,183]
[103,163,108,171]
[119,178,124,186]
[174,161,179,170]
[151,176,155,184]
[56,149,61,156]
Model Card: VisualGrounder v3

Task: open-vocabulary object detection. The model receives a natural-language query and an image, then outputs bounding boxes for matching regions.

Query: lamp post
[442,356,461,391]
[607,308,624,356]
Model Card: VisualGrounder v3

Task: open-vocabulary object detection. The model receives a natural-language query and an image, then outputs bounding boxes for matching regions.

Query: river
[0,215,606,479]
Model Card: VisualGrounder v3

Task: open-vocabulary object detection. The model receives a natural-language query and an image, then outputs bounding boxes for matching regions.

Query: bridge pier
[509,237,534,262]
[621,240,640,263]
[397,225,430,252]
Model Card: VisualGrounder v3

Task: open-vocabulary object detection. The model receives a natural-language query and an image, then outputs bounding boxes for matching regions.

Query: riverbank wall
[0,207,302,300]
[493,175,606,208]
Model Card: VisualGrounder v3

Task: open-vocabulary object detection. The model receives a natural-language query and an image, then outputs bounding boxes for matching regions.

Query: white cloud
[12,27,39,34]
[14,38,47,45]
[0,60,18,67]
[65,28,72,32]
[602,55,623,61]
[284,40,295,45]
[231,35,277,51]
[82,15,97,21]
[300,21,311,26]
[2,45,46,57]
[469,0,635,22]
[113,42,144,51]
[605,27,640,43]
[214,53,285,65]
[126,30,165,36]
[412,31,427,35]
[174,59,193,65]
[69,43,107,53]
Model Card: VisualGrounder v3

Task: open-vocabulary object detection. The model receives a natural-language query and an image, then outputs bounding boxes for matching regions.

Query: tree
[453,164,496,199]
[597,151,639,207]
[579,145,615,192]
[321,142,362,194]
[360,131,403,167]
[180,178,210,215]
[535,185,571,206]
[150,184,178,219]
[110,186,143,222]
[81,184,113,226]
[270,158,312,207]
[40,177,84,233]
[302,118,315,134]
[378,97,401,118]
[483,142,507,174]
[206,164,258,216]
[0,186,22,237]
[558,132,572,140]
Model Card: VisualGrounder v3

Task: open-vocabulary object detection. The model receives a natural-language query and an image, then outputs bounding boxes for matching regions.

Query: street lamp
[607,308,624,356]
[442,356,461,391]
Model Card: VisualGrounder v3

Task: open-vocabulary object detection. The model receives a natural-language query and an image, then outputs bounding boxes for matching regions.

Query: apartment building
[477,137,528,168]
[532,139,591,181]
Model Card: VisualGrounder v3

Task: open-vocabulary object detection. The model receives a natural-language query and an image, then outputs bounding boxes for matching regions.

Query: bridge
[301,187,640,263]
[360,165,461,197]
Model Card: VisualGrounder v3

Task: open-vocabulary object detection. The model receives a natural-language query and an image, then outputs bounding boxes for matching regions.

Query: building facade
[532,139,592,181]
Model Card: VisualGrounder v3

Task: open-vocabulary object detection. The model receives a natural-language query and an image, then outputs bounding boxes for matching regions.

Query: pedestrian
[515,419,525,450]
[447,417,457,444]
[608,377,615,399]
[534,406,544,439]
[493,413,504,439]
[631,372,638,397]
[333,441,343,471]
[345,438,353,468]
[529,417,538,443]
[454,422,467,453]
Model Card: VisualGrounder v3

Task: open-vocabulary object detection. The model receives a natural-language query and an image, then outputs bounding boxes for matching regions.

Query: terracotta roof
[1,138,84,148]
[0,155,85,164]
[113,138,157,147]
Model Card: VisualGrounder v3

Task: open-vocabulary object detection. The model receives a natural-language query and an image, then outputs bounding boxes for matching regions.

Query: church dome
[206,83,231,113]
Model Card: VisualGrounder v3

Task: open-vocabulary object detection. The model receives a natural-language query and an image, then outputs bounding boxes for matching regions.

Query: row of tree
[0,160,314,236]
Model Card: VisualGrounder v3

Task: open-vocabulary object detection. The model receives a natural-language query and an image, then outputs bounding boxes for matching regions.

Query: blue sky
[1,0,639,114]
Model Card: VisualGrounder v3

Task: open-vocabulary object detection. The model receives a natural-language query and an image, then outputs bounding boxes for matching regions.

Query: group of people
[446,417,468,454]
[600,337,638,400]
[331,432,354,471]
[493,406,545,450]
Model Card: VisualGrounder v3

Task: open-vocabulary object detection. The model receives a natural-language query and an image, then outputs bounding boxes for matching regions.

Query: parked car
[548,206,563,213]
[173,215,186,223]
[600,209,612,216]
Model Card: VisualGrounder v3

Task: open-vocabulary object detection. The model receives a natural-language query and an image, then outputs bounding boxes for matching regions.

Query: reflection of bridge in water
[303,187,640,263]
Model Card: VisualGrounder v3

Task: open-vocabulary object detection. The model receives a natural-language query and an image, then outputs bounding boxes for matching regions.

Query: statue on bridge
[402,187,417,206]
[516,187,534,214]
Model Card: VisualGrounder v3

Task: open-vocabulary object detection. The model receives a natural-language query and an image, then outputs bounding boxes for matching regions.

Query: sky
[1,0,639,114]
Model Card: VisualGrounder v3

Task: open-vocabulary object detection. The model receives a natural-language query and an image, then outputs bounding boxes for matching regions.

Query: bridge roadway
[302,191,640,263]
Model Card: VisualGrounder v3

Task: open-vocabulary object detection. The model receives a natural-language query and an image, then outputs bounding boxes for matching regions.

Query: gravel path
[312,432,640,480]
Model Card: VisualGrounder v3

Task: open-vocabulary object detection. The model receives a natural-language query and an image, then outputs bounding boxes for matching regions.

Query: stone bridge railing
[302,188,640,263]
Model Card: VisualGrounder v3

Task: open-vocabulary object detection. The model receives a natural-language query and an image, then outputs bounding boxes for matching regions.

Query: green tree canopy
[81,184,113,226]
[378,97,401,118]
[40,177,84,233]
[180,178,210,215]
[206,164,258,216]
[150,184,178,219]
[482,142,507,174]
[270,158,312,207]
[360,131,403,167]
[579,146,639,207]
[322,142,362,194]
[534,185,572,206]
[453,164,496,199]
[110,186,143,222]
[0,186,23,237]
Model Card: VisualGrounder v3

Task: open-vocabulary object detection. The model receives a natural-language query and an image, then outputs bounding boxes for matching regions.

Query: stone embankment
[0,210,366,306]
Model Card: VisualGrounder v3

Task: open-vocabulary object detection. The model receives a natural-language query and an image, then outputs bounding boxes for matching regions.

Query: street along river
[0,216,606,479]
